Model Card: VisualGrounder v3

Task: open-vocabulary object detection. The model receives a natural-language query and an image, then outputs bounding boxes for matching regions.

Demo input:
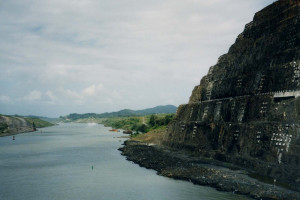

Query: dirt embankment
[131,127,165,145]
[119,131,300,200]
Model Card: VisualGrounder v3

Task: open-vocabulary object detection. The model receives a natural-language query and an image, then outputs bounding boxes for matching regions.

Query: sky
[0,0,275,118]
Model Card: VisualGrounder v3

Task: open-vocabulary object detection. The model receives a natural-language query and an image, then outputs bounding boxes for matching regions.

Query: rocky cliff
[163,0,300,191]
[0,116,36,136]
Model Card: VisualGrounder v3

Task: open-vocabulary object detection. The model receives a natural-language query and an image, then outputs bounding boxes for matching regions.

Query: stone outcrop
[0,115,36,136]
[163,0,300,191]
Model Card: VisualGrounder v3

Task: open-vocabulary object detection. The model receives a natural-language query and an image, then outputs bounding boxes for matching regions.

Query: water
[0,123,249,200]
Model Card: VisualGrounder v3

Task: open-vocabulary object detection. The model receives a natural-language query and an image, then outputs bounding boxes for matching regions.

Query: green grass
[24,117,54,128]
[101,117,143,131]
[101,114,174,135]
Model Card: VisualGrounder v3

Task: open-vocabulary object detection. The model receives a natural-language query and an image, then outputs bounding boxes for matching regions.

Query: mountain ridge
[62,105,177,120]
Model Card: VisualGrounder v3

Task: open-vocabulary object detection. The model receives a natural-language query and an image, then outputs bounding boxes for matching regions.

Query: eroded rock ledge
[119,140,300,200]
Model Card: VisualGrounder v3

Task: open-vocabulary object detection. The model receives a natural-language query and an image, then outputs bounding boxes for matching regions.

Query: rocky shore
[119,140,300,200]
[0,128,35,137]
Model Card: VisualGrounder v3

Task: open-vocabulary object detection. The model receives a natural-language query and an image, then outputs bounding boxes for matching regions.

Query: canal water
[0,123,249,200]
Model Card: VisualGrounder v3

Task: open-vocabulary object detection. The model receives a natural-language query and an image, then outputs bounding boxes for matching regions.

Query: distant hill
[135,105,177,115]
[62,105,177,121]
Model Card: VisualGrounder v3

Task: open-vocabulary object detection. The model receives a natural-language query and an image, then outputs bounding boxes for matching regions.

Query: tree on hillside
[164,114,174,125]
[149,114,157,127]
[138,124,148,133]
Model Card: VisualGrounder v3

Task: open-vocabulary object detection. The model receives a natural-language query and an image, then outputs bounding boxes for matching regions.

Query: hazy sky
[0,0,274,117]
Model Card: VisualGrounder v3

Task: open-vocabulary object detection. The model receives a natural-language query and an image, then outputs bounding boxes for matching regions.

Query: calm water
[0,123,249,200]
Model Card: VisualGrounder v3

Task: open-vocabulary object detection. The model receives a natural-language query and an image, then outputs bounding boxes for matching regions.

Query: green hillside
[61,105,177,121]
[101,113,174,135]
[24,117,54,128]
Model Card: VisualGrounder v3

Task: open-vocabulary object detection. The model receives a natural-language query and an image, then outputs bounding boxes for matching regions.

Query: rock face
[0,116,35,135]
[163,0,300,191]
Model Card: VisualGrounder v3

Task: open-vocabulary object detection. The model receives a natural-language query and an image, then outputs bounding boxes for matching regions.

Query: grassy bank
[101,114,174,136]
[24,117,54,128]
[131,126,167,145]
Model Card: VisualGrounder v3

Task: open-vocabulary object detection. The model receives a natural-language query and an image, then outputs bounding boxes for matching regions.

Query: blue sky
[0,0,275,117]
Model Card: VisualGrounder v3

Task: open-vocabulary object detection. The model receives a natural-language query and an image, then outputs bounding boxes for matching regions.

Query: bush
[0,123,8,133]
[102,114,174,134]
[148,114,174,128]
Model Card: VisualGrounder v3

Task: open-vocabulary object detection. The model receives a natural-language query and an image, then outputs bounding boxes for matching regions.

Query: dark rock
[163,0,300,192]
[119,140,300,200]
[123,130,133,134]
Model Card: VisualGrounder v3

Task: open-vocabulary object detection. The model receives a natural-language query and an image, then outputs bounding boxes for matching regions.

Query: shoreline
[119,140,300,200]
[0,128,36,137]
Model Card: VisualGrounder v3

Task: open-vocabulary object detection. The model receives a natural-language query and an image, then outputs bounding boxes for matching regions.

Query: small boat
[12,136,15,140]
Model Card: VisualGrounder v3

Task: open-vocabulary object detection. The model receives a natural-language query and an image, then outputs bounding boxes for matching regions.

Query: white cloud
[23,90,42,101]
[83,84,104,96]
[45,90,56,100]
[59,89,83,105]
[0,95,11,103]
[45,90,58,105]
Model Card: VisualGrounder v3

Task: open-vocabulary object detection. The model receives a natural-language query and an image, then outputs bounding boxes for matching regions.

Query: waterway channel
[0,123,250,200]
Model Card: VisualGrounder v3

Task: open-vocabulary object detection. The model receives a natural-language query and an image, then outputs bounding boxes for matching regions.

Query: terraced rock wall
[163,0,300,191]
